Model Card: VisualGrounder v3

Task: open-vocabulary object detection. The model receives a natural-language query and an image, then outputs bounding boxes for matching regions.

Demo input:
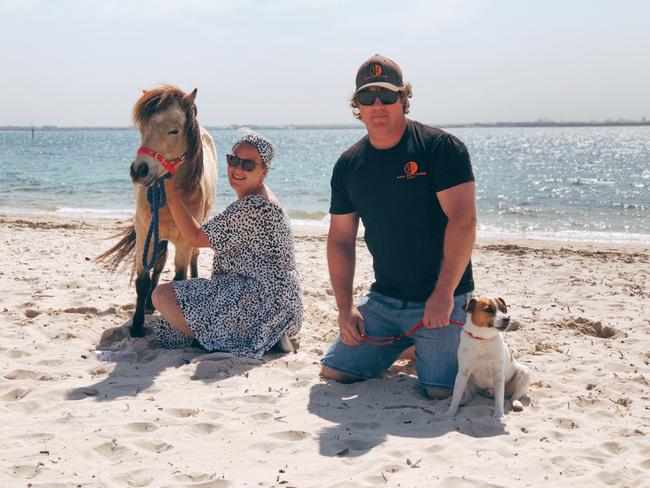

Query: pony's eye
[168,129,179,135]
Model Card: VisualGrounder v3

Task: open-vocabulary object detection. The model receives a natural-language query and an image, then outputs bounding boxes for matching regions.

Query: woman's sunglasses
[356,88,400,106]
[226,153,259,171]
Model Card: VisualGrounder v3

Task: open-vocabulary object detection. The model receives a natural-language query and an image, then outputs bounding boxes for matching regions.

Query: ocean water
[1,126,649,244]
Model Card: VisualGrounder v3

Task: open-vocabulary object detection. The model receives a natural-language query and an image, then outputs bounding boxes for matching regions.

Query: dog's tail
[96,224,136,274]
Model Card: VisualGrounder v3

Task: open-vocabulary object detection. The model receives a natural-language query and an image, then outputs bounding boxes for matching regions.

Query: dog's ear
[464,298,476,313]
[495,297,508,313]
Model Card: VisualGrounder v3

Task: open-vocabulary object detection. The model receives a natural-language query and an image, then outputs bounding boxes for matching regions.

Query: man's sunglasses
[356,88,400,106]
[226,153,259,171]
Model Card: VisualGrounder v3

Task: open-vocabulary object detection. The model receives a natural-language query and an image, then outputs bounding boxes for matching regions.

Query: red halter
[137,146,185,175]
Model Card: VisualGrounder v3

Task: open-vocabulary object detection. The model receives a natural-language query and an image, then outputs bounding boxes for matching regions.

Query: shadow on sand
[66,320,294,402]
[308,372,509,457]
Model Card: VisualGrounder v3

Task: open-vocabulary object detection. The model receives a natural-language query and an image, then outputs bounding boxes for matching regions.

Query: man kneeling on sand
[320,54,477,399]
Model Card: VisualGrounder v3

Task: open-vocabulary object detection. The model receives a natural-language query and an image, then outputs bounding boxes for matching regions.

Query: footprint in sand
[172,473,230,487]
[601,440,627,455]
[4,350,32,359]
[134,440,173,453]
[424,444,445,454]
[238,394,278,404]
[188,422,220,435]
[51,332,78,340]
[1,387,32,401]
[7,463,46,480]
[553,417,579,430]
[125,422,159,433]
[93,440,132,460]
[4,369,55,381]
[98,325,132,348]
[167,407,201,418]
[268,430,311,441]
[250,412,274,421]
[35,358,64,366]
[112,469,154,487]
[64,306,100,314]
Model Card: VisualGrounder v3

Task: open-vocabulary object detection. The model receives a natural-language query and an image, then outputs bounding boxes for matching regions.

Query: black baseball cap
[355,54,404,94]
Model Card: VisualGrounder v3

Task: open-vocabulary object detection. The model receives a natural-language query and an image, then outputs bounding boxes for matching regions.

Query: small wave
[0,205,134,220]
[56,207,134,219]
[611,202,646,210]
[477,224,650,245]
[569,178,615,187]
[287,210,328,221]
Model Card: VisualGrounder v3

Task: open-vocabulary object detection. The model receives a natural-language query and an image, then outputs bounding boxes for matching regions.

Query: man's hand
[338,306,365,346]
[423,290,454,328]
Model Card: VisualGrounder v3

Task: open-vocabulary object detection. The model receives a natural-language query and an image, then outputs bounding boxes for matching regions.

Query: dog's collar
[464,330,487,340]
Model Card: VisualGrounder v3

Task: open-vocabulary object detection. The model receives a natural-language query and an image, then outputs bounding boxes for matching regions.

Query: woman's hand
[162,178,212,249]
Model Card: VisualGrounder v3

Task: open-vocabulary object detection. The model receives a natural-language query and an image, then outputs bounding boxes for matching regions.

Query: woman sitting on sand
[151,131,303,359]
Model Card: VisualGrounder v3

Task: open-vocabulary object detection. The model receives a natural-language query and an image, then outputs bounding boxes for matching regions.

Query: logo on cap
[369,64,382,77]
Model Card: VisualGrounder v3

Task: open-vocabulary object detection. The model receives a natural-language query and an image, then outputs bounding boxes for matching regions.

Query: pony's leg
[132,268,150,337]
[190,248,199,279]
[173,244,193,281]
[132,231,150,338]
[146,240,168,313]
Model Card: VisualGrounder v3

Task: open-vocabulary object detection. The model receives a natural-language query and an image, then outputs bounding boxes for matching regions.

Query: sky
[1,0,649,126]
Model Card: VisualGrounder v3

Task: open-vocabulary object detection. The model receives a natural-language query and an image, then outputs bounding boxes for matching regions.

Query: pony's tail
[96,224,136,274]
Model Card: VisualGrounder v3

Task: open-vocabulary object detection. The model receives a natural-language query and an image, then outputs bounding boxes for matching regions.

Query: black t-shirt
[330,119,475,302]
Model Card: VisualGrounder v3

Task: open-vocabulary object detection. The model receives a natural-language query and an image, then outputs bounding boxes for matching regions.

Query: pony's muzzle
[130,161,150,183]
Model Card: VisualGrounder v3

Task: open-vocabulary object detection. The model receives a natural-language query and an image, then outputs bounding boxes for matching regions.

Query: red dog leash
[363,319,466,346]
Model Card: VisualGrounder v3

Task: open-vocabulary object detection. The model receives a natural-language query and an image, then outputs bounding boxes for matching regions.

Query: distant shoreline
[2,121,650,131]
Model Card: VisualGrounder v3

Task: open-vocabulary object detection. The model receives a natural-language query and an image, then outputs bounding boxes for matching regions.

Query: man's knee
[320,366,364,384]
[426,387,452,400]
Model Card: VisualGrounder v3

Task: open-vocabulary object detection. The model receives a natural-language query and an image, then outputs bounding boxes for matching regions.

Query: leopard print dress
[154,194,303,359]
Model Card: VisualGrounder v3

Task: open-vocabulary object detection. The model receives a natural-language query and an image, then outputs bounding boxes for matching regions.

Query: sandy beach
[1,213,649,488]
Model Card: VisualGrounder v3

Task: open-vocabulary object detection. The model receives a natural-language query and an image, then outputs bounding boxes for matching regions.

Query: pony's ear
[142,89,147,94]
[182,88,197,107]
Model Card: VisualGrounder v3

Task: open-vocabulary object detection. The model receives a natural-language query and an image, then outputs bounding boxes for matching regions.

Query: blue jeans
[321,291,471,390]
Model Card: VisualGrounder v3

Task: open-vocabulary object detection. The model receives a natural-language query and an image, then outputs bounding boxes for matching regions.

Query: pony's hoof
[512,400,524,412]
[129,326,146,338]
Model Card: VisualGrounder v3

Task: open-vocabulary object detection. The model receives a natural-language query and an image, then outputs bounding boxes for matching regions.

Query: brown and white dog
[446,296,530,418]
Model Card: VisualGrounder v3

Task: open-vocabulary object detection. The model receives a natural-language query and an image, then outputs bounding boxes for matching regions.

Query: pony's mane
[133,85,203,194]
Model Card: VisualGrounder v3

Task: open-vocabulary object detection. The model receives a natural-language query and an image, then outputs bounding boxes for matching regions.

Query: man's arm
[423,181,477,328]
[327,213,365,345]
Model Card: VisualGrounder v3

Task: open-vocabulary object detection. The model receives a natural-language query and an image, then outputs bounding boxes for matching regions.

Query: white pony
[99,85,217,337]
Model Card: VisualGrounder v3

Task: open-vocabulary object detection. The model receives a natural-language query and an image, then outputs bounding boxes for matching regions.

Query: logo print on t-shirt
[404,161,418,176]
[370,64,382,77]
[396,161,426,180]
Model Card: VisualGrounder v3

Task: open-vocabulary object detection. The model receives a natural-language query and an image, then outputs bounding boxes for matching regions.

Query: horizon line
[2,120,650,131]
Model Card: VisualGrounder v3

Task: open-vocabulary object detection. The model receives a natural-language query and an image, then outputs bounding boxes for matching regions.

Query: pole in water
[31,127,34,139]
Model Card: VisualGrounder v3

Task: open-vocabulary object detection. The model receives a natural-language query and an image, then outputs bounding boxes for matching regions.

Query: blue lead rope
[142,174,172,271]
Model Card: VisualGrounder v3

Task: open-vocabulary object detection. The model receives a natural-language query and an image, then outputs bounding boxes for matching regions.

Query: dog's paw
[445,408,457,417]
[511,400,524,412]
